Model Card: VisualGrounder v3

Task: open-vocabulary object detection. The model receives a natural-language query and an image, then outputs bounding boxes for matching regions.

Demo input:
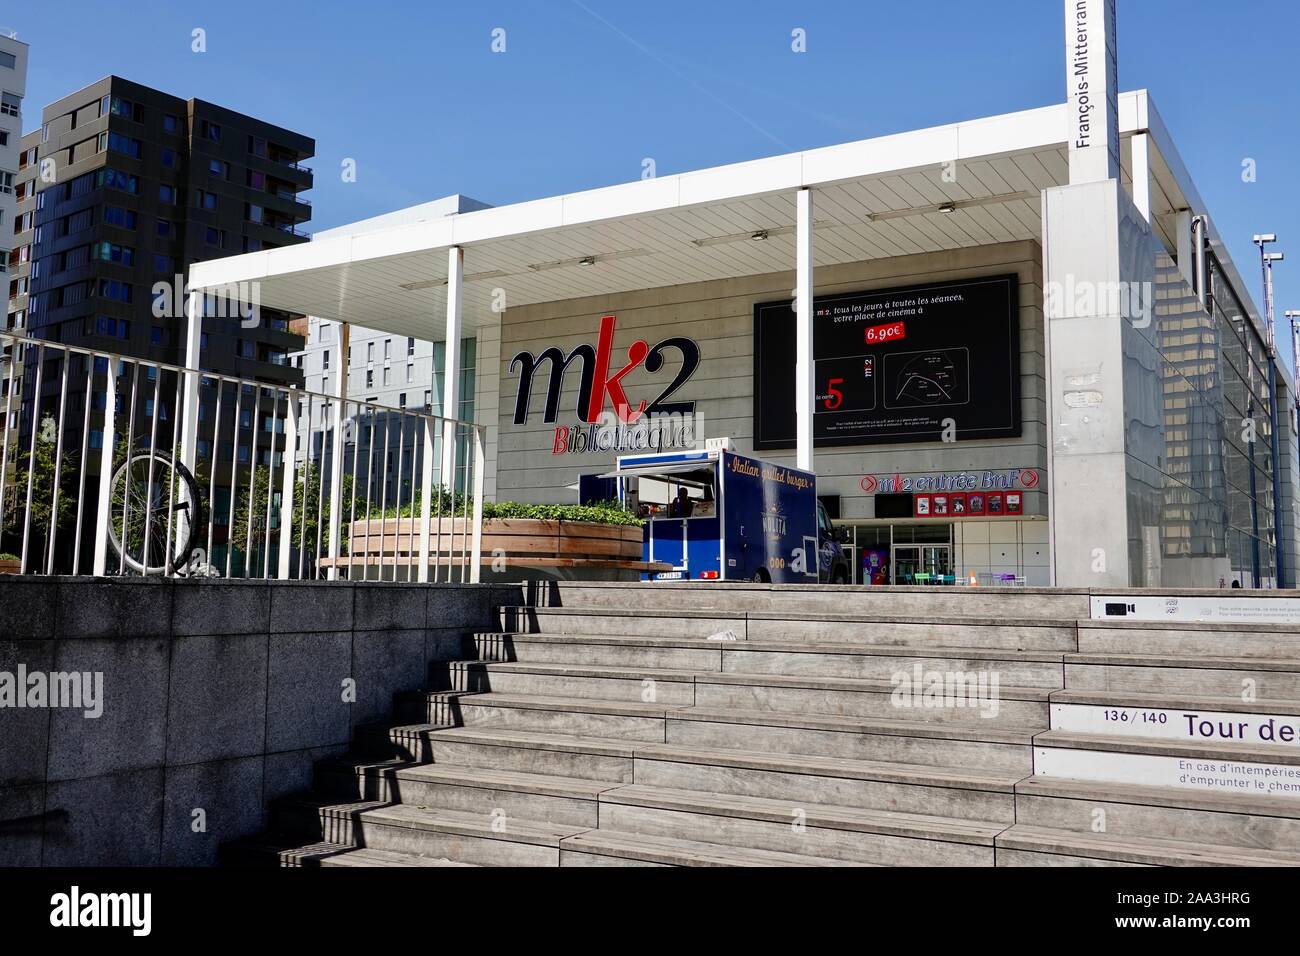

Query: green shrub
[483,500,641,526]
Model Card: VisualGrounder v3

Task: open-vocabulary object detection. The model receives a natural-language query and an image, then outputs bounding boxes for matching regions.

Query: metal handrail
[0,329,483,581]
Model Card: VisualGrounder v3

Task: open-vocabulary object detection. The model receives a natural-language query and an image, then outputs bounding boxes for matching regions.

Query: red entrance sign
[864,320,906,345]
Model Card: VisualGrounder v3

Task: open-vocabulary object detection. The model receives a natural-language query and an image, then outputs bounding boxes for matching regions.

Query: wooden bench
[317,517,671,579]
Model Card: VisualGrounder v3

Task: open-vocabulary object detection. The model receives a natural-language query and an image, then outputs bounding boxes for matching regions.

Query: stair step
[1064,655,1300,704]
[1014,775,1300,851]
[317,847,479,867]
[474,632,729,669]
[597,784,1002,865]
[1035,729,1300,765]
[1077,620,1300,660]
[506,606,1077,651]
[447,660,699,705]
[388,763,619,827]
[559,829,869,867]
[456,692,680,742]
[996,824,1300,866]
[697,671,1047,725]
[453,691,1037,771]
[352,804,590,866]
[632,741,1018,822]
[669,704,1035,773]
[1033,730,1300,801]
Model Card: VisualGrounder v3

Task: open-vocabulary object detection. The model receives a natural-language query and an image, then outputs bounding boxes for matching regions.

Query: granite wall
[0,576,520,866]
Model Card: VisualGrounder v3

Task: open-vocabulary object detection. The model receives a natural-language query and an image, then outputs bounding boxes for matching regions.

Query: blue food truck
[601,444,850,583]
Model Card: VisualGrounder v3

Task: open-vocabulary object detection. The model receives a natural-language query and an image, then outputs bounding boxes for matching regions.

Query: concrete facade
[495,240,1049,583]
[0,576,520,866]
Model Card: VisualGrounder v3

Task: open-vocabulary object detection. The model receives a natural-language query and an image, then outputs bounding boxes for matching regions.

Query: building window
[95,168,138,193]
[208,159,227,179]
[365,369,374,388]
[163,114,180,134]
[382,367,391,387]
[159,184,176,203]
[161,147,177,168]
[399,393,407,408]
[366,342,374,362]
[93,242,135,265]
[205,227,224,247]
[406,363,414,383]
[104,206,137,228]
[105,131,142,159]
[248,136,266,157]
[1,93,21,117]
[323,350,330,371]
[0,130,8,148]
[0,51,16,69]
[242,237,261,253]
[0,172,13,195]
[247,169,265,189]
[89,315,130,339]
[108,96,142,121]
[150,326,167,346]
[200,120,221,142]
[246,203,263,224]
[157,219,172,238]
[98,279,133,303]
[153,254,173,273]
[383,338,391,360]
[196,189,217,210]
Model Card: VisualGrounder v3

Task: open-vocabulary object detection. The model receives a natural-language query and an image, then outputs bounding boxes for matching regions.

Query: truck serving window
[626,469,715,519]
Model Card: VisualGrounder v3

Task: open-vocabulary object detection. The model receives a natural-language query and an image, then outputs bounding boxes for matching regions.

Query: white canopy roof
[187,90,1264,343]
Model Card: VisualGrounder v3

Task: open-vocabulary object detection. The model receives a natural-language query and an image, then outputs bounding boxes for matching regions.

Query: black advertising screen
[753,275,1020,448]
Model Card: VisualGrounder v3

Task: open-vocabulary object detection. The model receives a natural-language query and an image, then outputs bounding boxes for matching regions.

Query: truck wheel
[831,567,848,585]
[751,569,770,584]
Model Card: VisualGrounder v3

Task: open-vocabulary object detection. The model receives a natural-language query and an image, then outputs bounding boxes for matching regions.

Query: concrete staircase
[226,583,1300,867]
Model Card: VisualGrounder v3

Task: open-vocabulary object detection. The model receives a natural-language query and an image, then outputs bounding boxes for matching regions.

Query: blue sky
[13,0,1300,370]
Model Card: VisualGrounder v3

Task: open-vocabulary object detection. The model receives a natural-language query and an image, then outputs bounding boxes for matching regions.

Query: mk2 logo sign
[509,314,699,425]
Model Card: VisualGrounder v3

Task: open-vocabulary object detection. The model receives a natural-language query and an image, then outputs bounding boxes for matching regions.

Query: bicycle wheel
[108,451,201,575]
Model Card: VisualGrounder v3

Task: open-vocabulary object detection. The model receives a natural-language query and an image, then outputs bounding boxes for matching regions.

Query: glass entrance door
[892,544,952,584]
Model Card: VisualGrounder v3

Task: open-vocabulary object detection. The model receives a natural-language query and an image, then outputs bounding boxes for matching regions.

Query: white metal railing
[0,330,484,581]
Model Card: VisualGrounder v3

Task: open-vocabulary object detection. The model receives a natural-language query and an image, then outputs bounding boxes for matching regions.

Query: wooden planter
[0,558,20,575]
[321,517,666,580]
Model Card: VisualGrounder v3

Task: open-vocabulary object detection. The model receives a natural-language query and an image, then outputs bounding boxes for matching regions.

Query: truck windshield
[628,469,716,519]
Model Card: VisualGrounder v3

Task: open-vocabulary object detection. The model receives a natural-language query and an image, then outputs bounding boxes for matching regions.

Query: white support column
[1176,210,1194,288]
[325,347,345,580]
[179,288,202,474]
[441,247,465,492]
[1130,132,1150,223]
[417,416,436,582]
[278,389,299,579]
[470,424,485,583]
[91,360,117,576]
[795,188,815,472]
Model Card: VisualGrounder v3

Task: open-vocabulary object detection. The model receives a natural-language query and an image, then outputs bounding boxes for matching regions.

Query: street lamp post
[1254,234,1286,587]
[1287,309,1300,568]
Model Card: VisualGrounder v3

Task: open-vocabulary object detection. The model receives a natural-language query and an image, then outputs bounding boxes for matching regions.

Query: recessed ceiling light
[751,230,769,241]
